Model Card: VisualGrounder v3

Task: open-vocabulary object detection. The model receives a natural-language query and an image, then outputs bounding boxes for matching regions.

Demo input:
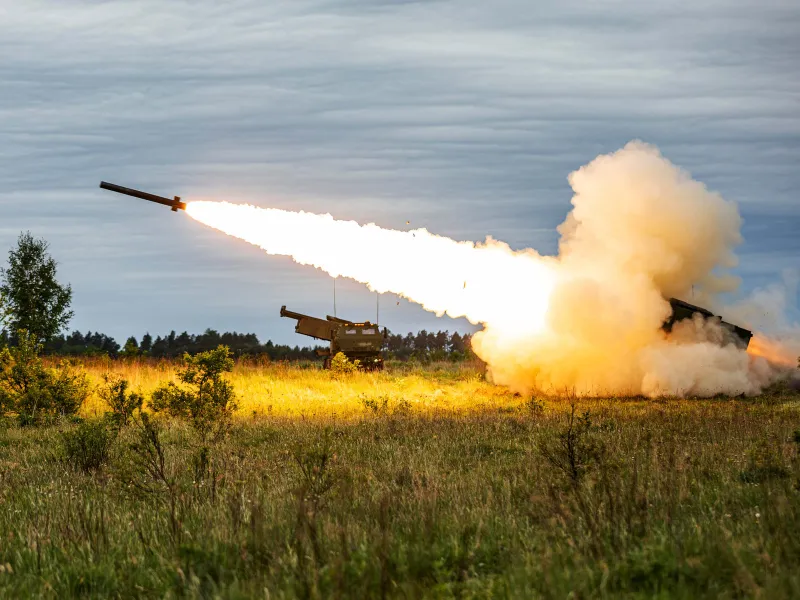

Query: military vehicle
[280,306,387,370]
[664,297,752,349]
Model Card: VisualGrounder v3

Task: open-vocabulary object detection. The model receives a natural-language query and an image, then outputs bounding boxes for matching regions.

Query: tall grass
[1,361,798,598]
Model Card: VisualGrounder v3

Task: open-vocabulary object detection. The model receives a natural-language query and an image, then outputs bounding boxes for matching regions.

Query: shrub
[62,419,114,473]
[0,329,90,424]
[100,374,143,432]
[330,352,360,376]
[525,396,545,415]
[409,350,432,366]
[151,345,236,443]
[125,411,183,543]
[538,403,599,486]
[293,436,338,504]
[361,395,390,415]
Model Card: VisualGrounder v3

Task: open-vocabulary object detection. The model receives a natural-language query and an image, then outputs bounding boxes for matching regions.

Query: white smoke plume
[186,141,798,397]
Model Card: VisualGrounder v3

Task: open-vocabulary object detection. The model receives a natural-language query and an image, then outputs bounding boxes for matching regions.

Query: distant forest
[32,328,474,361]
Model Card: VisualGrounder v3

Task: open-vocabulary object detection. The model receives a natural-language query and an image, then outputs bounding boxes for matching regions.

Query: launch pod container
[663,298,753,349]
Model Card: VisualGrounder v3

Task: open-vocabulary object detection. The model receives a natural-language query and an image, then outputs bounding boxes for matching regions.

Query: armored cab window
[345,329,357,335]
[362,328,376,335]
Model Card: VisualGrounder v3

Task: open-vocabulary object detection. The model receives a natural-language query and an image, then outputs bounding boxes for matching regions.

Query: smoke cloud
[186,141,798,397]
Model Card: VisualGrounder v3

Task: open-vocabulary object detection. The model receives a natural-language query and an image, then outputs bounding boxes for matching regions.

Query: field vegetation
[0,350,799,599]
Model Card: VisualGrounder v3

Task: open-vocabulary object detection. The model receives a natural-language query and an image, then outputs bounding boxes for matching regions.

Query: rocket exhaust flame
[186,202,557,336]
[747,335,799,369]
[185,141,799,397]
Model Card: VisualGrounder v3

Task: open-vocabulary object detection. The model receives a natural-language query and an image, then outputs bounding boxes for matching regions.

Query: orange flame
[747,335,798,368]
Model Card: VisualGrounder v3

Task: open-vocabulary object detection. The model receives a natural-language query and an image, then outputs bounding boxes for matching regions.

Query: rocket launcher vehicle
[280,305,387,370]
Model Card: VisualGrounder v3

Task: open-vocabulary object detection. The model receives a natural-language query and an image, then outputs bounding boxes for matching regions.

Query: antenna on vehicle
[333,277,337,317]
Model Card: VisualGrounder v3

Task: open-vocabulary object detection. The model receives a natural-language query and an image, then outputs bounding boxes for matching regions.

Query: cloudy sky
[1,0,798,345]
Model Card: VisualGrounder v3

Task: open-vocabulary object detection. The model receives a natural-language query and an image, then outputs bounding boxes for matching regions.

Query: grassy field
[2,360,800,598]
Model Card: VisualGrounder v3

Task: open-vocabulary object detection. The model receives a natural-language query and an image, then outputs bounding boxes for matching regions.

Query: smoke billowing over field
[187,142,798,397]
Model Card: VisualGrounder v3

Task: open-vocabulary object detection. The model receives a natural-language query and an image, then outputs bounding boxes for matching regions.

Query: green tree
[0,232,73,343]
[140,332,153,354]
[0,292,11,351]
[0,290,11,332]
[121,336,139,358]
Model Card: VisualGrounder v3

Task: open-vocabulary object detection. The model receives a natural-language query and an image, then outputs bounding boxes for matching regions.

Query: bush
[0,329,90,424]
[409,350,432,366]
[124,411,183,543]
[100,374,143,432]
[525,396,545,415]
[150,345,236,443]
[330,352,360,376]
[538,404,600,486]
[62,419,114,473]
[361,394,390,415]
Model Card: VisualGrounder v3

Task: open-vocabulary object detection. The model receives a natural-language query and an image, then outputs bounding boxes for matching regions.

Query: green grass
[1,362,799,598]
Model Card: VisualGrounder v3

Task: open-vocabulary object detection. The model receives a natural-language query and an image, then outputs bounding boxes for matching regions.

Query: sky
[1,0,798,345]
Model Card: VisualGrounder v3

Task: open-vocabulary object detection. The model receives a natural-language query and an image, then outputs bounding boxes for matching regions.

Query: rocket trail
[181,141,794,397]
[185,201,557,337]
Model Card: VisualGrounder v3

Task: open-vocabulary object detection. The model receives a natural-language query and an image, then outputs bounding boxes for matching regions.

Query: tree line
[384,330,473,361]
[0,231,474,362]
[39,327,474,361]
[41,329,324,361]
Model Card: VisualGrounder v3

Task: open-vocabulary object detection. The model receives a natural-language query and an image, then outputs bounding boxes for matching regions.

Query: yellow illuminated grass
[76,359,519,419]
[75,358,800,420]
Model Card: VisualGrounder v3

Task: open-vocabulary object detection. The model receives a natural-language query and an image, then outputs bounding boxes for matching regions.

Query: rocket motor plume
[186,141,796,397]
[747,336,800,369]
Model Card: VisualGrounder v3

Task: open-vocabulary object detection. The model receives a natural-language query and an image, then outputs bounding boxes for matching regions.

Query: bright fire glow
[747,335,798,368]
[185,141,798,397]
